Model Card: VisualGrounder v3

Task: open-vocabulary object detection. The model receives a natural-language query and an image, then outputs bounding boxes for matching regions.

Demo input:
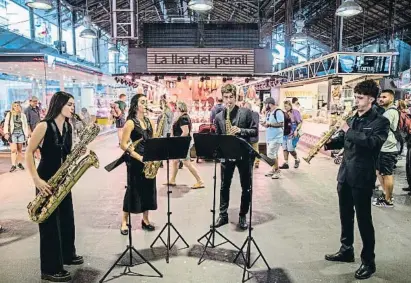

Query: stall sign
[331,77,343,85]
[338,54,391,74]
[147,48,255,74]
[284,90,315,97]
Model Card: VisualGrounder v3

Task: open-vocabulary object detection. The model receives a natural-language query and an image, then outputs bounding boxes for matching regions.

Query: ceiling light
[109,46,120,54]
[25,0,53,10]
[188,0,213,12]
[336,0,363,17]
[80,28,97,39]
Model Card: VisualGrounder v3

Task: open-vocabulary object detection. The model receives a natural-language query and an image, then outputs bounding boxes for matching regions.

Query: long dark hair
[126,93,145,121]
[43,91,74,121]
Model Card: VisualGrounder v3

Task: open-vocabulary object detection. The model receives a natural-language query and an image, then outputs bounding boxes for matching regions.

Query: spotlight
[222,77,227,83]
[177,76,181,82]
[154,76,159,82]
[245,78,250,83]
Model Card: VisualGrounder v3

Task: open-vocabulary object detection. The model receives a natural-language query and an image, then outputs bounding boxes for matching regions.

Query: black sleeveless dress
[123,118,157,213]
[36,119,76,274]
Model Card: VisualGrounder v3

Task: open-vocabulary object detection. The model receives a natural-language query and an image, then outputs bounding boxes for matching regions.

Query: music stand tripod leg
[150,157,189,263]
[197,157,240,265]
[233,156,270,282]
[99,184,163,282]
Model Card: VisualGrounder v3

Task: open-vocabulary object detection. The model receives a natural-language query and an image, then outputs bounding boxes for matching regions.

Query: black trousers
[219,158,253,218]
[337,182,375,264]
[38,192,76,274]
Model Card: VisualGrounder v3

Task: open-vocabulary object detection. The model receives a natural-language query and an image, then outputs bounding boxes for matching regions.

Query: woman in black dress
[25,91,85,282]
[120,94,157,235]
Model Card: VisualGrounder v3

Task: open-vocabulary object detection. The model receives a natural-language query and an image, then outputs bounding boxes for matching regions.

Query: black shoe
[325,250,355,262]
[120,227,128,235]
[279,163,289,169]
[355,263,376,280]
[64,255,84,265]
[17,163,25,170]
[142,220,155,231]
[41,270,71,282]
[238,216,248,230]
[9,166,16,173]
[402,187,411,192]
[214,216,228,228]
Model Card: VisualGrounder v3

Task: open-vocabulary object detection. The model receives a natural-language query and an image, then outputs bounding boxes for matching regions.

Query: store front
[0,54,121,152]
[273,52,395,153]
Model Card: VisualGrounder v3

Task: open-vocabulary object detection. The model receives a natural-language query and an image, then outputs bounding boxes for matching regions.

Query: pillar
[284,0,293,67]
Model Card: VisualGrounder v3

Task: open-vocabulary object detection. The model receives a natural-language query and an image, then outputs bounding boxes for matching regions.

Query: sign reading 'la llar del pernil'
[147,48,255,74]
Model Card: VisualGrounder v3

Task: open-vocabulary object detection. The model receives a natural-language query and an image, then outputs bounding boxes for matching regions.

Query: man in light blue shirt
[262,97,284,179]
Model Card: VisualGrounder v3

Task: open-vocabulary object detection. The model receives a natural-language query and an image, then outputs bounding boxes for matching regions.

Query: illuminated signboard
[147,48,255,74]
[338,54,391,75]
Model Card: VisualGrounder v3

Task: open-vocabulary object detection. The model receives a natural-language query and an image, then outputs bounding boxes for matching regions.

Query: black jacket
[325,107,390,188]
[214,105,258,144]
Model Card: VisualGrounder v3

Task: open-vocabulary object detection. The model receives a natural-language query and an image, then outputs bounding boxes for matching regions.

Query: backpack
[274,109,292,136]
[386,108,404,151]
[398,111,411,135]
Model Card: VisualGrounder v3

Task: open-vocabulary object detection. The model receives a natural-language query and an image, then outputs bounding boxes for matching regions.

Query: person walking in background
[113,94,127,145]
[244,101,260,168]
[210,97,225,124]
[3,102,29,173]
[166,101,204,189]
[279,100,302,169]
[262,97,284,179]
[24,96,41,159]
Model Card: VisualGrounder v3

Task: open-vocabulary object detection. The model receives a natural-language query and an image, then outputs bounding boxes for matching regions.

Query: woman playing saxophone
[120,94,157,235]
[25,92,85,282]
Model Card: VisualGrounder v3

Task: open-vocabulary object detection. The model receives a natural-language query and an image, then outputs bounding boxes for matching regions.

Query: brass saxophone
[303,107,357,164]
[27,114,100,223]
[143,104,168,179]
[226,107,233,134]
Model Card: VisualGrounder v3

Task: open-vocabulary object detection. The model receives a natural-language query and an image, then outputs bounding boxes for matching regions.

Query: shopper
[166,101,204,189]
[24,96,41,159]
[112,94,127,145]
[262,97,284,179]
[279,100,302,169]
[4,102,29,172]
[374,89,399,207]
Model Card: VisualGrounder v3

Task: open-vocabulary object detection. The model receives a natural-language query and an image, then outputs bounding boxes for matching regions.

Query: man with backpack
[262,97,284,179]
[374,89,399,207]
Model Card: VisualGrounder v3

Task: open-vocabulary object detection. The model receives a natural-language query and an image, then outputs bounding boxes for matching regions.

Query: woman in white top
[3,102,29,172]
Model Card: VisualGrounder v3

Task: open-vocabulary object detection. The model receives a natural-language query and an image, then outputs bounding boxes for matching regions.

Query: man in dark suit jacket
[214,84,258,230]
[324,80,390,280]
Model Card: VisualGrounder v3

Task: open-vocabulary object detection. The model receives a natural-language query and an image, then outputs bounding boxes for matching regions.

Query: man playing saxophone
[323,80,390,280]
[214,84,258,230]
[26,92,86,282]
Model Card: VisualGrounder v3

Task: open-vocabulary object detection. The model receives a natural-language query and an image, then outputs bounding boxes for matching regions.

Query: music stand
[99,155,162,283]
[148,135,191,263]
[232,137,271,283]
[194,134,241,265]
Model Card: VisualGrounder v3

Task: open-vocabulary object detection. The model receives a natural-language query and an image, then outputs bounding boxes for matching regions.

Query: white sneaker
[272,171,281,179]
[265,171,274,177]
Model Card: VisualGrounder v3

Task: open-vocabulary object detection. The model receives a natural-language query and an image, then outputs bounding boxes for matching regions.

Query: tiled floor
[0,133,411,283]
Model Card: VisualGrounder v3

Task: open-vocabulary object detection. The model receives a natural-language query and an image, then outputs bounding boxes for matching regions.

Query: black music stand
[99,155,163,283]
[148,135,191,263]
[194,134,241,265]
[232,138,271,283]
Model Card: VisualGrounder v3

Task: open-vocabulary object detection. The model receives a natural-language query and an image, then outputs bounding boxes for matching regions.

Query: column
[284,0,293,67]
[333,0,342,52]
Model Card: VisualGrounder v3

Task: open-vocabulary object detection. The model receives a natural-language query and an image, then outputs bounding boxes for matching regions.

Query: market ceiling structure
[59,0,411,57]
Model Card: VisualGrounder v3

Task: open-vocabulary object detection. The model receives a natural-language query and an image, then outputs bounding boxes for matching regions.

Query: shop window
[0,0,30,38]
[34,15,58,47]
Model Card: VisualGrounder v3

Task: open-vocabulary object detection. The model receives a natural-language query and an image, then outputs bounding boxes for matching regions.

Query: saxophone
[226,107,233,134]
[27,114,100,223]
[303,107,357,164]
[143,104,167,179]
